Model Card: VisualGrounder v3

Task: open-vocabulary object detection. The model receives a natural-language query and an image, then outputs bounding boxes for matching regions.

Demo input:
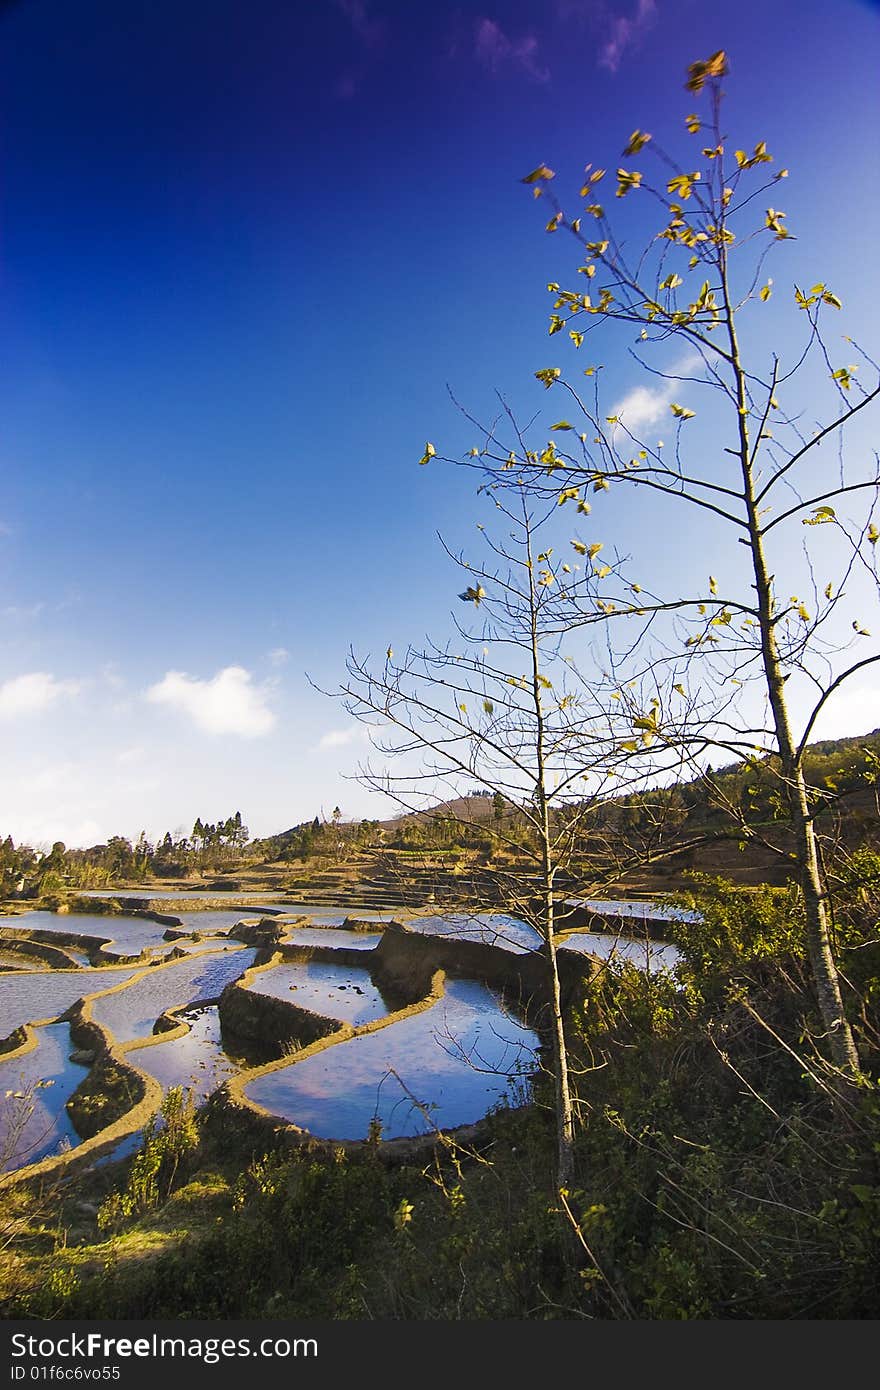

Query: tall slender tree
[460,52,879,1076]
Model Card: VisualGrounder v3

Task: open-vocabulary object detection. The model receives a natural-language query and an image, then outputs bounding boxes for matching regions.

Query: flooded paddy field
[0,965,139,1041]
[244,976,538,1141]
[0,910,170,958]
[558,931,681,969]
[281,926,383,950]
[404,912,543,954]
[168,909,282,934]
[0,1022,89,1171]
[127,1005,247,1105]
[89,949,257,1044]
[247,959,394,1027]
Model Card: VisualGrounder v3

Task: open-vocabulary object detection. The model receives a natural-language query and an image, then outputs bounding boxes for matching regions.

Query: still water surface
[247,960,393,1026]
[282,926,382,950]
[0,965,138,1040]
[0,1022,89,1171]
[90,949,257,1043]
[127,1006,246,1105]
[245,977,538,1140]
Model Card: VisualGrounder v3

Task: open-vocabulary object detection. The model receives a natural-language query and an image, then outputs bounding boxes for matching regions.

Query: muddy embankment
[0,930,84,969]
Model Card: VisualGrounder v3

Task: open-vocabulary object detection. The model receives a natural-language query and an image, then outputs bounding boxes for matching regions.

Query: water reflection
[245,977,537,1140]
[405,913,542,954]
[247,960,393,1026]
[90,949,256,1043]
[558,931,681,969]
[0,965,138,1041]
[0,1023,89,1171]
[282,927,382,951]
[127,1006,247,1105]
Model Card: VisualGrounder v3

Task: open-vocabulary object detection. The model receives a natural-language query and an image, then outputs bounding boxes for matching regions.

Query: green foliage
[665,875,806,999]
[97,1087,199,1233]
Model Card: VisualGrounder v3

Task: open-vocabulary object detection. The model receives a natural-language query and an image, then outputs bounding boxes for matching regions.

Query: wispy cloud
[317,725,367,750]
[334,0,386,50]
[268,646,290,668]
[610,382,672,433]
[598,0,656,74]
[116,745,147,766]
[609,352,702,434]
[146,665,276,738]
[0,672,81,719]
[1,601,45,621]
[473,18,550,82]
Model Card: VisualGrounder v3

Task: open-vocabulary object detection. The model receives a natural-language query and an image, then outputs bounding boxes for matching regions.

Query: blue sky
[0,0,878,847]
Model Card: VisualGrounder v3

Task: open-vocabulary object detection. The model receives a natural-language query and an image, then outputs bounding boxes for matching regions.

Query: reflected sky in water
[245,977,538,1140]
[247,960,393,1027]
[0,1022,89,1171]
[90,949,256,1043]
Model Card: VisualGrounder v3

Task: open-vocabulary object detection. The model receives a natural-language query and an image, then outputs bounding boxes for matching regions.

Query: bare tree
[329,476,692,1191]
[457,51,879,1078]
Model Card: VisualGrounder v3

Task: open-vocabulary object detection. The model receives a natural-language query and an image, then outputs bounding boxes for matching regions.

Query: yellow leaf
[623,129,651,156]
[832,366,856,391]
[765,208,789,240]
[667,172,700,200]
[685,50,728,93]
[535,367,561,388]
[615,168,643,197]
[418,442,436,466]
[759,282,773,302]
[522,165,555,184]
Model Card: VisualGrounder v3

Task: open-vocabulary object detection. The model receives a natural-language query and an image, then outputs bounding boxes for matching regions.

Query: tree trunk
[721,256,861,1077]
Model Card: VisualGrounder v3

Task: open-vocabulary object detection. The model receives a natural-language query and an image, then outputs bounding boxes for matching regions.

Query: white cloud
[317,726,365,750]
[2,602,45,621]
[116,745,147,766]
[268,647,290,667]
[0,672,81,719]
[474,17,549,82]
[599,0,656,74]
[11,816,105,852]
[609,353,703,435]
[146,665,276,738]
[610,383,671,433]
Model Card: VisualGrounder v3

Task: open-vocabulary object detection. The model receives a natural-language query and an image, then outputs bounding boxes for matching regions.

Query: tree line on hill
[2,726,878,901]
